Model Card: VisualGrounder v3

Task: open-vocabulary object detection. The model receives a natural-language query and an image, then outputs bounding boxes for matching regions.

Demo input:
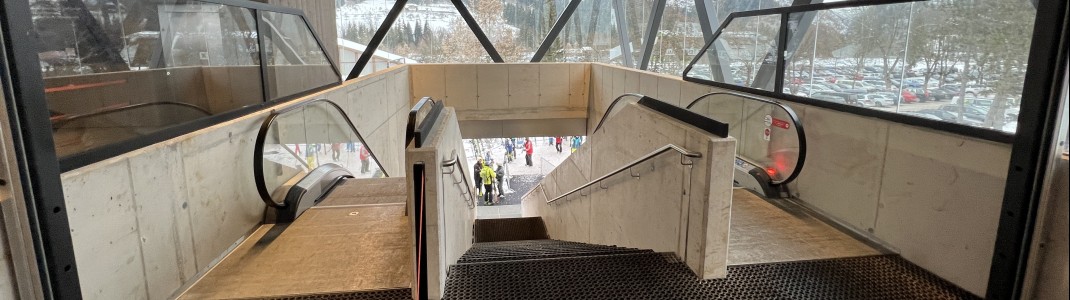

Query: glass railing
[51,102,211,157]
[254,99,386,207]
[31,0,341,170]
[686,92,805,185]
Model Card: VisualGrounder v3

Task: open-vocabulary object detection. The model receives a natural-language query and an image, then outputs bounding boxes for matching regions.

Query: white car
[857,94,895,107]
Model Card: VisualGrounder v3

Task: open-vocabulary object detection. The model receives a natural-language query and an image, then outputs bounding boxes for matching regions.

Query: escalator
[593,92,804,198]
[685,92,806,198]
[178,99,411,299]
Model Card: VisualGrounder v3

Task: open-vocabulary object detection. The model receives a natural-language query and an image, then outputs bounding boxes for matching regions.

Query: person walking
[523,138,534,166]
[504,140,514,162]
[359,145,371,174]
[473,159,484,196]
[555,136,563,153]
[495,163,505,197]
[571,136,582,153]
[480,163,497,205]
[331,143,341,161]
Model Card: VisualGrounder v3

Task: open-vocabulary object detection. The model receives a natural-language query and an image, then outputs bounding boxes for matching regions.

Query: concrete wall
[522,102,736,279]
[588,63,1013,295]
[57,66,411,300]
[410,64,590,138]
[405,108,475,299]
[1025,155,1069,300]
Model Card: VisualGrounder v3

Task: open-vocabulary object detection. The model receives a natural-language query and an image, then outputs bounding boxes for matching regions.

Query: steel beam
[639,0,667,70]
[613,0,635,67]
[346,0,409,80]
[531,0,584,62]
[451,0,504,63]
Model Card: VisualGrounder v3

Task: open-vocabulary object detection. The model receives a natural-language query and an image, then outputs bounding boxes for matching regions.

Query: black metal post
[347,0,409,80]
[986,0,1069,298]
[639,0,666,70]
[774,13,789,93]
[0,0,82,298]
[531,0,584,62]
[451,0,504,63]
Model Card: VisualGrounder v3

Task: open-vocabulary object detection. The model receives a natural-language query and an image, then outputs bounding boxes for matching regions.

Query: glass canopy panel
[540,0,623,65]
[261,11,340,100]
[780,0,1034,134]
[647,1,703,75]
[622,0,656,64]
[685,14,779,91]
[366,0,496,65]
[33,0,264,158]
[468,0,562,62]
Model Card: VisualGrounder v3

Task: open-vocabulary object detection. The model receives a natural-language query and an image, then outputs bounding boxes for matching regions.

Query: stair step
[443,253,981,300]
[471,217,549,242]
[458,239,650,264]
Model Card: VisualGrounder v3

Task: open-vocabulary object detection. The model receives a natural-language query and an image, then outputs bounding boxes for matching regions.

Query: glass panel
[648,1,703,75]
[685,14,780,91]
[260,102,384,204]
[541,0,622,65]
[34,0,263,158]
[469,0,559,62]
[261,11,339,100]
[781,1,1036,133]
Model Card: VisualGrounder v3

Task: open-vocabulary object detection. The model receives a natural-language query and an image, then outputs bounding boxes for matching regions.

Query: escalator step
[243,288,410,300]
[442,253,980,300]
[471,217,549,243]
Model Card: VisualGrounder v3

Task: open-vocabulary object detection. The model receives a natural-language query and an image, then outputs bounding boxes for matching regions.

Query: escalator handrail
[593,93,646,133]
[547,144,702,204]
[254,98,390,208]
[441,151,477,209]
[51,101,212,129]
[406,96,444,148]
[685,91,807,186]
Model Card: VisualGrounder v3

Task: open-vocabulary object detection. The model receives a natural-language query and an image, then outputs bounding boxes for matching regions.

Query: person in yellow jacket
[480,163,497,205]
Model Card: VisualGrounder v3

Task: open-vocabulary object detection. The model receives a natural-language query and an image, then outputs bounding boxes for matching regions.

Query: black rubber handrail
[685,91,807,186]
[51,101,212,129]
[254,98,389,208]
[593,93,646,133]
[406,96,444,148]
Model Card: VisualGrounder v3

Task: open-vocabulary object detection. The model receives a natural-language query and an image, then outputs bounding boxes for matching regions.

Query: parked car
[810,93,847,104]
[813,91,861,106]
[901,112,944,121]
[904,88,932,102]
[900,89,919,103]
[939,104,988,122]
[917,109,984,126]
[857,94,895,107]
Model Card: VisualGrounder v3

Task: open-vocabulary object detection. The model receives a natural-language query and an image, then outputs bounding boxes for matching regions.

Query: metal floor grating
[471,217,549,242]
[443,248,980,300]
[242,288,410,300]
[458,239,650,264]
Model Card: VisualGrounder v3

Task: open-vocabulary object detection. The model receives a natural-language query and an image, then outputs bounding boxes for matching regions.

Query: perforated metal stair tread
[471,217,549,242]
[240,288,410,300]
[442,251,981,300]
[458,239,650,264]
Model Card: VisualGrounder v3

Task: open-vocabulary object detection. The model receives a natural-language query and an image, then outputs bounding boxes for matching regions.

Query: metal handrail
[547,144,702,204]
[51,101,212,129]
[593,93,646,133]
[685,91,806,186]
[441,151,477,209]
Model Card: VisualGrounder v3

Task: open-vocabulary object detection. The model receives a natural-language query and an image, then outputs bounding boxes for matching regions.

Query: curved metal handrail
[547,144,702,204]
[441,151,477,209]
[254,98,390,208]
[593,93,646,133]
[685,91,807,186]
[51,101,212,129]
